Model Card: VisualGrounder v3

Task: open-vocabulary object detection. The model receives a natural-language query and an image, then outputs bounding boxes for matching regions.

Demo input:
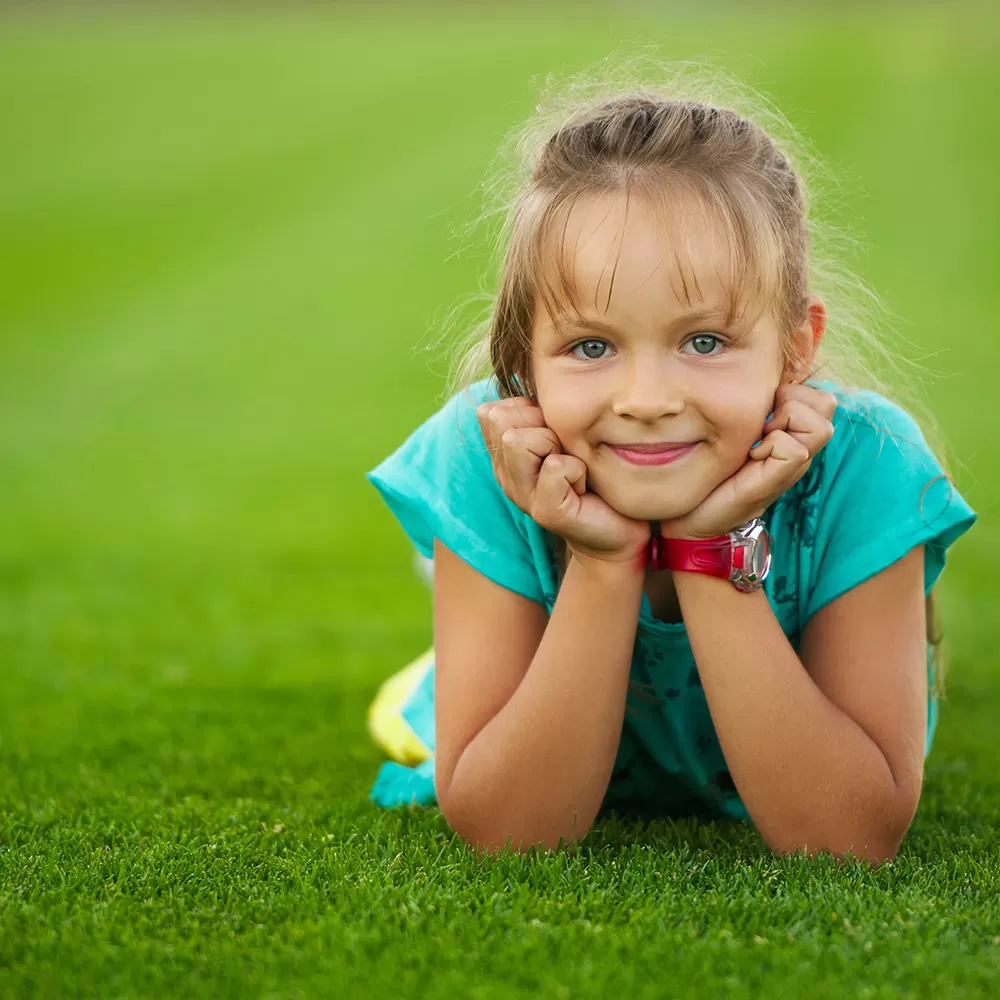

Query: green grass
[2,6,999,997]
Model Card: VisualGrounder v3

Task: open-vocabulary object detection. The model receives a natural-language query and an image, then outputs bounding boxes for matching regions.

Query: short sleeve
[365,378,546,605]
[805,387,977,619]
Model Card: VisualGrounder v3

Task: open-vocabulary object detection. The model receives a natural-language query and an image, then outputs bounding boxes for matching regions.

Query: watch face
[729,521,772,591]
[751,531,771,578]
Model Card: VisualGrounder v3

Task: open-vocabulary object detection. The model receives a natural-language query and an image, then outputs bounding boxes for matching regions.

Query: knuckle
[478,415,499,439]
[775,429,807,459]
[528,502,553,528]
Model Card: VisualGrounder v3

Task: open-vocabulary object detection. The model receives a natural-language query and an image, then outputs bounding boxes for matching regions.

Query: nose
[611,353,686,420]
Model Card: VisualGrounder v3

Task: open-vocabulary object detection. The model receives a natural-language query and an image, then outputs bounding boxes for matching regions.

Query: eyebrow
[551,305,732,335]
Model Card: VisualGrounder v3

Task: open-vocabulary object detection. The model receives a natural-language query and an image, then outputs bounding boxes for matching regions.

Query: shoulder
[427,376,504,454]
[769,380,975,622]
[442,375,502,416]
[366,375,550,603]
[371,376,502,471]
[818,380,932,465]
[790,378,955,520]
[802,380,949,504]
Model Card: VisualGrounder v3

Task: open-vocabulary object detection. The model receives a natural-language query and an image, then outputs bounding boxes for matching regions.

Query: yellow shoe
[366,646,434,766]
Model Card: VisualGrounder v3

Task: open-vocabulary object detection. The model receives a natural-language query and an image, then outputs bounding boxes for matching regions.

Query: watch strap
[649,534,732,577]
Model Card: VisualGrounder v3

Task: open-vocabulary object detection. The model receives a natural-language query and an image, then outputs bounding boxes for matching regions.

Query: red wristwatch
[648,518,772,593]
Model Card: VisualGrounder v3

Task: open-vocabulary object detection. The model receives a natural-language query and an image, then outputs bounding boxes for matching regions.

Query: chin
[591,480,709,524]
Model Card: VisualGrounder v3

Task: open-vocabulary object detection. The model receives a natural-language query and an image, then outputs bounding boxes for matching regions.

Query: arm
[433,538,645,855]
[674,544,928,866]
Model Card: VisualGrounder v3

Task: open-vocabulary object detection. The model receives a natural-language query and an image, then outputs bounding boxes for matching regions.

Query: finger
[736,429,814,510]
[507,395,548,428]
[533,452,588,525]
[500,425,564,493]
[749,427,811,466]
[477,397,547,432]
[760,398,834,455]
[696,428,811,528]
[477,399,548,463]
[773,381,837,421]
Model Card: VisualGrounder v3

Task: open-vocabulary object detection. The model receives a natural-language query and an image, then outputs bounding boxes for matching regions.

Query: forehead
[535,187,757,330]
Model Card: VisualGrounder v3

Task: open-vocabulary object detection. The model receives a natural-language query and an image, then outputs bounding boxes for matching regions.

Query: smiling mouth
[607,442,701,466]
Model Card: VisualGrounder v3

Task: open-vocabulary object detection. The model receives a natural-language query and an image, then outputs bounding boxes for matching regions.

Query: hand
[658,382,837,541]
[476,397,651,568]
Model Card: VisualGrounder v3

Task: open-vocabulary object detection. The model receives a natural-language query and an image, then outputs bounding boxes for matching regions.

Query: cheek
[537,396,593,451]
[712,395,775,459]
[739,401,773,442]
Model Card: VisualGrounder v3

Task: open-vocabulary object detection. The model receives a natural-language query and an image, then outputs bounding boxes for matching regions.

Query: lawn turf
[1,6,999,998]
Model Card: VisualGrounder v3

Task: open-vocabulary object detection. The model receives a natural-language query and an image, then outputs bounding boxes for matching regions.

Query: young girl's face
[530,189,792,524]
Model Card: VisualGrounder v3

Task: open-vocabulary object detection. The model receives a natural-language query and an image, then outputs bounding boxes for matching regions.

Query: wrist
[568,545,648,580]
[673,567,769,603]
[659,518,753,542]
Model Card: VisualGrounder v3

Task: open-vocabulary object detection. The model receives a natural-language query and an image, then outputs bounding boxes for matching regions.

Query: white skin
[478,188,834,567]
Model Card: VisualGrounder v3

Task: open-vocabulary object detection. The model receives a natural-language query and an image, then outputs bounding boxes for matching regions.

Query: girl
[363,74,977,864]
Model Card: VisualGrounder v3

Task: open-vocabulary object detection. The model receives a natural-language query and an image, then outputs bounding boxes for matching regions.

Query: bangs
[531,174,788,335]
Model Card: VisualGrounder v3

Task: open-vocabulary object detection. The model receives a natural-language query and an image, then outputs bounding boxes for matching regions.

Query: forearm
[674,572,911,863]
[445,553,644,854]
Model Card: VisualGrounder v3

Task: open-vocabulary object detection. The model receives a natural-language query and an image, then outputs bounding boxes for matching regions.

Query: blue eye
[570,339,611,361]
[683,333,724,356]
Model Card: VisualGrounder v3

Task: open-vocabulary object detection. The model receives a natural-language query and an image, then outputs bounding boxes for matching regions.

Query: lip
[608,442,701,466]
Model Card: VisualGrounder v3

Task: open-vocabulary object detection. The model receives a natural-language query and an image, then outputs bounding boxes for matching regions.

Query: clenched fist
[658,381,837,540]
[476,397,651,568]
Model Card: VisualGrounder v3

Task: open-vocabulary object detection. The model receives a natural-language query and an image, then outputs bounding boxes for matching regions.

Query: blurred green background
[1,5,998,998]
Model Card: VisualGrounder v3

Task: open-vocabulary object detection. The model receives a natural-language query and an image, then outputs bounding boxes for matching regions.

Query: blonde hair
[428,54,951,697]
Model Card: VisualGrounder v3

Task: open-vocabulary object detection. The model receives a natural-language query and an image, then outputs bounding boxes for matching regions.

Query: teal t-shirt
[365,376,977,820]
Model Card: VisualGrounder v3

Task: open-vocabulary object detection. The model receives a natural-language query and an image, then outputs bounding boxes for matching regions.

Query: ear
[783,293,827,383]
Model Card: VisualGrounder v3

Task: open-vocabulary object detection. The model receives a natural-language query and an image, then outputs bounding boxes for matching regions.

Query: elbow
[456,829,564,858]
[768,833,902,869]
[765,785,920,870]
[447,812,593,858]
[438,784,592,857]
